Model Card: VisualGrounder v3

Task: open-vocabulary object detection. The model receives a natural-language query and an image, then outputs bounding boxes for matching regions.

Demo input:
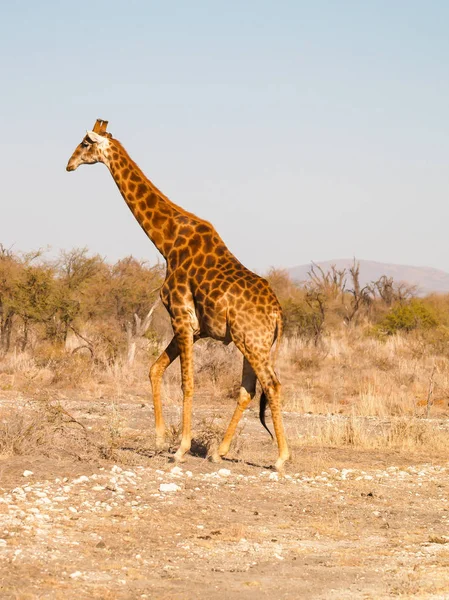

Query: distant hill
[288,259,449,295]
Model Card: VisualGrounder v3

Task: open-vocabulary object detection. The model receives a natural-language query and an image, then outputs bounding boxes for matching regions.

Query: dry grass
[0,397,133,462]
[1,327,449,458]
[0,399,94,459]
[279,331,449,419]
[291,413,449,454]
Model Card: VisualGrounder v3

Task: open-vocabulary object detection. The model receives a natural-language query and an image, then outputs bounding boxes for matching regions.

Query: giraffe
[66,119,290,472]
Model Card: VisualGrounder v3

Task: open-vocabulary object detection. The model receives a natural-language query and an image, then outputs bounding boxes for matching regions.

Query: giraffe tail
[259,311,283,440]
[259,392,273,440]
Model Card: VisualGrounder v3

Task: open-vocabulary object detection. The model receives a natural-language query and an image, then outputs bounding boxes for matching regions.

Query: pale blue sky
[1,1,448,272]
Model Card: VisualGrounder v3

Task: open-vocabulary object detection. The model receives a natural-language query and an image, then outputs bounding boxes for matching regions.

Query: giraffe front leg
[172,325,194,463]
[149,338,180,451]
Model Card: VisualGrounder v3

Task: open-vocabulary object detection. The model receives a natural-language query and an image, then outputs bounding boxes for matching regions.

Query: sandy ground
[0,395,449,599]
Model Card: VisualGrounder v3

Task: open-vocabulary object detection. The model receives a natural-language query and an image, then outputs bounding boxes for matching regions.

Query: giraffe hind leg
[232,338,290,473]
[212,357,257,462]
[254,361,289,473]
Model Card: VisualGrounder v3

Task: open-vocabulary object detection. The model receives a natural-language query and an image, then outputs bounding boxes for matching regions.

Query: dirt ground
[1,395,449,599]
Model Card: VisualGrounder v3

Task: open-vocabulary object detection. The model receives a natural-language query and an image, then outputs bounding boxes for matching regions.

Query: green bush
[282,297,324,340]
[375,299,438,335]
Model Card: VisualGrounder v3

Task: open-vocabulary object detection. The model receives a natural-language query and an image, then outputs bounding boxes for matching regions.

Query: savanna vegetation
[1,245,449,454]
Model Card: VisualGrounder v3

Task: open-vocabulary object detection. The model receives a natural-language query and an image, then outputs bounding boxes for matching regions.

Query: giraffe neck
[105,140,185,259]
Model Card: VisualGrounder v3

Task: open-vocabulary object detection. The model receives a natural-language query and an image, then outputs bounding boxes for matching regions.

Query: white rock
[159,483,181,493]
[122,470,136,478]
[72,476,89,485]
[92,485,104,492]
[170,466,183,476]
[218,469,231,477]
[111,465,122,474]
[0,539,7,546]
[269,472,279,481]
[23,471,33,478]
[69,571,83,579]
[37,497,51,505]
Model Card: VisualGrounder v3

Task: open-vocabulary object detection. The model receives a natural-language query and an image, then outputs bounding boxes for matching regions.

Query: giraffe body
[66,120,290,472]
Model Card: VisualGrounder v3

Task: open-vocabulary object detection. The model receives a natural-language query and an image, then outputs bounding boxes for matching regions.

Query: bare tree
[307,262,347,300]
[345,259,372,324]
[368,275,417,306]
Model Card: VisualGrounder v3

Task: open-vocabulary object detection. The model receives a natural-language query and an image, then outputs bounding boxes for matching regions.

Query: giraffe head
[66,119,112,172]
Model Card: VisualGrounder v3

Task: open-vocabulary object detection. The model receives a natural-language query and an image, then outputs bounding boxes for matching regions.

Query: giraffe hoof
[209,452,222,464]
[275,457,288,475]
[155,439,169,452]
[174,449,187,463]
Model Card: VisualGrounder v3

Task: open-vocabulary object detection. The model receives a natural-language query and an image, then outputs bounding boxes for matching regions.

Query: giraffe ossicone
[66,119,290,473]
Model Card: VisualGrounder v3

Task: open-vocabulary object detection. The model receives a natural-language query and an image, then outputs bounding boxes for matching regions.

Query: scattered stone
[159,483,181,493]
[22,471,33,478]
[218,469,231,477]
[69,571,83,579]
[122,470,136,478]
[72,476,89,485]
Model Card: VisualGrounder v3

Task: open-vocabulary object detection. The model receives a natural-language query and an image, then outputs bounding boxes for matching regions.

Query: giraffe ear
[85,131,108,145]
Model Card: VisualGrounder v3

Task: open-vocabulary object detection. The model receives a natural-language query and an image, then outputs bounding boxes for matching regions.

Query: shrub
[375,299,438,335]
